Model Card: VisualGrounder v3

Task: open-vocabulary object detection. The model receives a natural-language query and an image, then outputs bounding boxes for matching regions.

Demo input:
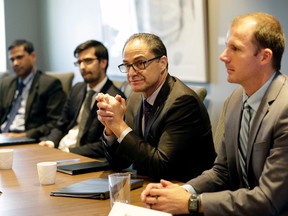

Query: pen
[56,158,80,164]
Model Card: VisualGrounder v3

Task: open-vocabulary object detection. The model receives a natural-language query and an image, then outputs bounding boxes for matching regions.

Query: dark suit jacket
[188,72,288,215]
[103,74,216,182]
[0,71,66,139]
[47,79,126,158]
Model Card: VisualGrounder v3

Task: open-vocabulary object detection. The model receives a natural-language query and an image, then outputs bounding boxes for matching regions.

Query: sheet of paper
[109,202,172,216]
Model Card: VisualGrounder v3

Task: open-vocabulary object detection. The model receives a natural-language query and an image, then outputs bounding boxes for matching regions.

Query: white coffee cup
[0,149,14,169]
[37,161,57,185]
[108,173,131,207]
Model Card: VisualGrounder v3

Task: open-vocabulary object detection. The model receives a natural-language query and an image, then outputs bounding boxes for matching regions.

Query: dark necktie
[143,100,153,132]
[238,101,251,188]
[76,90,95,146]
[3,81,25,132]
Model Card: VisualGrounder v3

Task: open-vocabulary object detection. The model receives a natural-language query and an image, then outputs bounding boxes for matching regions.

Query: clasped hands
[96,93,128,137]
[140,179,191,215]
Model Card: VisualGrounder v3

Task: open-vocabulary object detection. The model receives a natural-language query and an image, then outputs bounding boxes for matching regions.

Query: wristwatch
[188,193,200,214]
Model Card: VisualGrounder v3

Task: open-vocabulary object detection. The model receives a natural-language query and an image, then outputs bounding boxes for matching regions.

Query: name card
[109,202,172,216]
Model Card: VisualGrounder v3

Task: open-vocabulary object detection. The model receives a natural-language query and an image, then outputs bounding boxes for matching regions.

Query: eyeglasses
[118,56,162,73]
[74,58,98,67]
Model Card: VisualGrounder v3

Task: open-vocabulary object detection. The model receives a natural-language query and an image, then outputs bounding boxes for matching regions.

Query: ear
[99,59,108,69]
[159,56,168,73]
[30,51,36,60]
[260,48,273,65]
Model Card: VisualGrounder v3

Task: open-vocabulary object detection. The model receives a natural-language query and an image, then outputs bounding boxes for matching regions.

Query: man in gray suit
[96,33,216,182]
[141,12,288,215]
[0,39,66,139]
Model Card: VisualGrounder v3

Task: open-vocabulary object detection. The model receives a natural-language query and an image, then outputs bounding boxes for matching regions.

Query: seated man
[0,39,66,139]
[141,12,288,215]
[96,33,216,182]
[39,40,126,158]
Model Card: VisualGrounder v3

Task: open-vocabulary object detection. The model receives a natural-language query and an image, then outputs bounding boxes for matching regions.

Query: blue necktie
[238,101,251,188]
[3,81,25,132]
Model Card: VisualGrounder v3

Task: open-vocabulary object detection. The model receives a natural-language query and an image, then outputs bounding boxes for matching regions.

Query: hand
[141,179,191,215]
[39,140,54,148]
[96,93,128,137]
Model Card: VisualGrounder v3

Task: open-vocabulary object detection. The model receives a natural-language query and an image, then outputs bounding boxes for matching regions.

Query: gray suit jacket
[0,71,66,139]
[103,74,216,182]
[188,72,288,215]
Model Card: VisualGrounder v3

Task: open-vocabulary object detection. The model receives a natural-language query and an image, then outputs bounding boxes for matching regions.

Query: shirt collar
[143,81,165,106]
[86,76,107,92]
[243,72,276,112]
[18,70,36,86]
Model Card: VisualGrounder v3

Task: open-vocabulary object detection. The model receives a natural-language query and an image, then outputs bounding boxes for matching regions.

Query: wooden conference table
[0,144,154,216]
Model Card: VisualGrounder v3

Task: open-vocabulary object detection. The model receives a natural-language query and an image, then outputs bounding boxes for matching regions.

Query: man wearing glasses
[96,33,216,182]
[39,40,125,158]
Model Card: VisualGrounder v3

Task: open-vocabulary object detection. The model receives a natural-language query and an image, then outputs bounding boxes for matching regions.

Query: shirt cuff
[117,127,133,143]
[103,129,117,147]
[45,140,55,148]
[181,184,197,194]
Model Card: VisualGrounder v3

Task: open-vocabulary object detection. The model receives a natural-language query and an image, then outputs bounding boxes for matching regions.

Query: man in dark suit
[0,39,66,139]
[96,33,216,182]
[39,40,125,158]
[141,12,288,215]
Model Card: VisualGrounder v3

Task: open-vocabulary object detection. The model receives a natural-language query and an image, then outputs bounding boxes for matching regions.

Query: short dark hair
[8,39,34,54]
[123,33,168,69]
[123,33,167,56]
[74,40,109,70]
[232,12,286,70]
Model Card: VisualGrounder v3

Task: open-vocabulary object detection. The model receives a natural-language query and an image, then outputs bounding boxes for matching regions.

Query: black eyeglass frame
[74,58,98,67]
[118,56,162,73]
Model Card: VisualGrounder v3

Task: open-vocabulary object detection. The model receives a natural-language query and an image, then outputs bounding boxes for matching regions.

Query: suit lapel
[246,72,285,167]
[73,84,86,125]
[25,71,40,121]
[144,75,173,139]
[81,79,114,137]
[7,78,17,107]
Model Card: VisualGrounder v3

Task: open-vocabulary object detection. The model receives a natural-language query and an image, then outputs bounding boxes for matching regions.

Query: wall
[4,0,288,133]
[207,0,288,132]
[4,0,43,69]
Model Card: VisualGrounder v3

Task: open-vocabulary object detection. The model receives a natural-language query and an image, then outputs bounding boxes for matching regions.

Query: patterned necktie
[238,101,251,188]
[76,90,95,146]
[3,81,25,132]
[143,100,153,132]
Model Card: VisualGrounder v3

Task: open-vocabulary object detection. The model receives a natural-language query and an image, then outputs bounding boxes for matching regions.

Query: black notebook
[57,161,111,175]
[50,178,144,200]
[0,134,37,146]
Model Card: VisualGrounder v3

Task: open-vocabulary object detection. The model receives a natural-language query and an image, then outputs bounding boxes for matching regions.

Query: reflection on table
[0,144,153,216]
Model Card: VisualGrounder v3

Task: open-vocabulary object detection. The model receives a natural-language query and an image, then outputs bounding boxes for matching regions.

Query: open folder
[50,178,144,200]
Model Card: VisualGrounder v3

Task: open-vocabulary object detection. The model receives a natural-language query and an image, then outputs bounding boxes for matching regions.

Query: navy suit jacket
[47,78,126,158]
[188,72,288,215]
[0,71,66,139]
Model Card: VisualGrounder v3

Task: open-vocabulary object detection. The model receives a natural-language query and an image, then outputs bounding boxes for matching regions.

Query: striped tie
[238,101,251,188]
[76,90,95,146]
